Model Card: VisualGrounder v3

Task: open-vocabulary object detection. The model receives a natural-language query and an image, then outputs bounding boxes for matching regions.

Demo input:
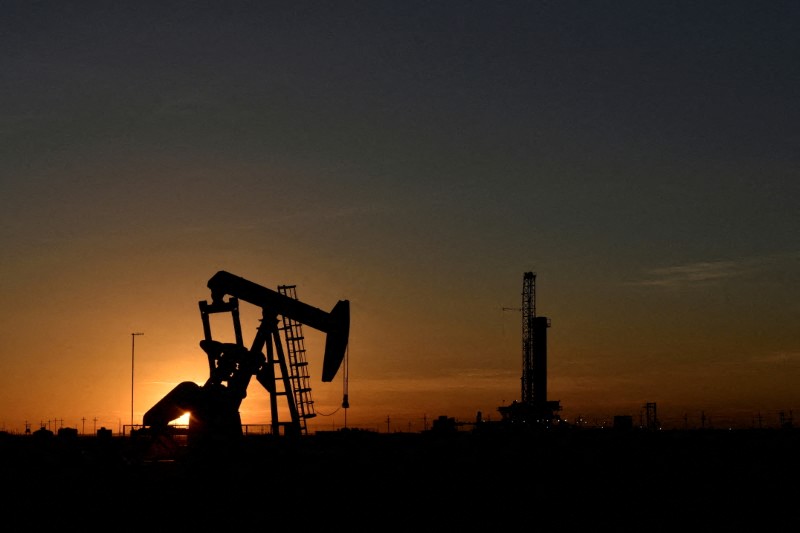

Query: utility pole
[131,332,144,427]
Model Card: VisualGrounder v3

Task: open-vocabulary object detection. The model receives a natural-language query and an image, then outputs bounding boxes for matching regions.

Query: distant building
[32,427,53,439]
[613,415,633,430]
[58,427,78,439]
[430,415,457,433]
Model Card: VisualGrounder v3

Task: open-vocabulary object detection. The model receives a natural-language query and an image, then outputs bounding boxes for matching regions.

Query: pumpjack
[142,271,350,448]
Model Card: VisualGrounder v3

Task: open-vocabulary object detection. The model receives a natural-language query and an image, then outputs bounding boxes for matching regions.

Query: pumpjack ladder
[277,284,316,435]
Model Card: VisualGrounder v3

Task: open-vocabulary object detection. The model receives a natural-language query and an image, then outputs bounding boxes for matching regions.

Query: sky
[1,1,798,434]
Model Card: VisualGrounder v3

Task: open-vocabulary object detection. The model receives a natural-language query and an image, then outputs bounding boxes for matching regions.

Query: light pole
[131,332,144,428]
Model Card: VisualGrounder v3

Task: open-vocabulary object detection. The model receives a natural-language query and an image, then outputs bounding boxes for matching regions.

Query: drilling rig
[497,272,562,428]
[141,271,350,450]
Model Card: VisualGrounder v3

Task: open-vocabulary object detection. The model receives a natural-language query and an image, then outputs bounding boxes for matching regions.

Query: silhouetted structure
[498,272,562,428]
[614,415,634,430]
[644,401,659,430]
[141,271,350,452]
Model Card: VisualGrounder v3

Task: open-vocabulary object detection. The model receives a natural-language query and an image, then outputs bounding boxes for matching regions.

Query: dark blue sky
[1,1,798,431]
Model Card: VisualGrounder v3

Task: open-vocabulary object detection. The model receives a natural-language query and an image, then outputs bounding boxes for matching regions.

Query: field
[1,427,796,530]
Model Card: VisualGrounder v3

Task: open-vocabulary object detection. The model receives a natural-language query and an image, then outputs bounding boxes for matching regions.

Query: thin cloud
[632,260,743,288]
[629,253,799,288]
[754,350,800,365]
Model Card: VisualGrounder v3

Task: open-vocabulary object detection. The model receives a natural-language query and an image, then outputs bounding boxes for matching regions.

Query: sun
[169,412,191,426]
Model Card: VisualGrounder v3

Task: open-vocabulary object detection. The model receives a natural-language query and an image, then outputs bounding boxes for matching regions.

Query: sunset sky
[1,1,798,434]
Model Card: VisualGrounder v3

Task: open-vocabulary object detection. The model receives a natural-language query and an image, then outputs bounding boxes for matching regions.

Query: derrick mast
[499,271,561,428]
[521,272,535,404]
[521,272,551,405]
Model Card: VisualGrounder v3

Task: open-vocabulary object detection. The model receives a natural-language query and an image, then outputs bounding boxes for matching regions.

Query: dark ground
[1,427,797,530]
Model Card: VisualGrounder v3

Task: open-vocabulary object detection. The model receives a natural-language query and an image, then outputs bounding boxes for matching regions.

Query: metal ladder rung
[277,284,317,435]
